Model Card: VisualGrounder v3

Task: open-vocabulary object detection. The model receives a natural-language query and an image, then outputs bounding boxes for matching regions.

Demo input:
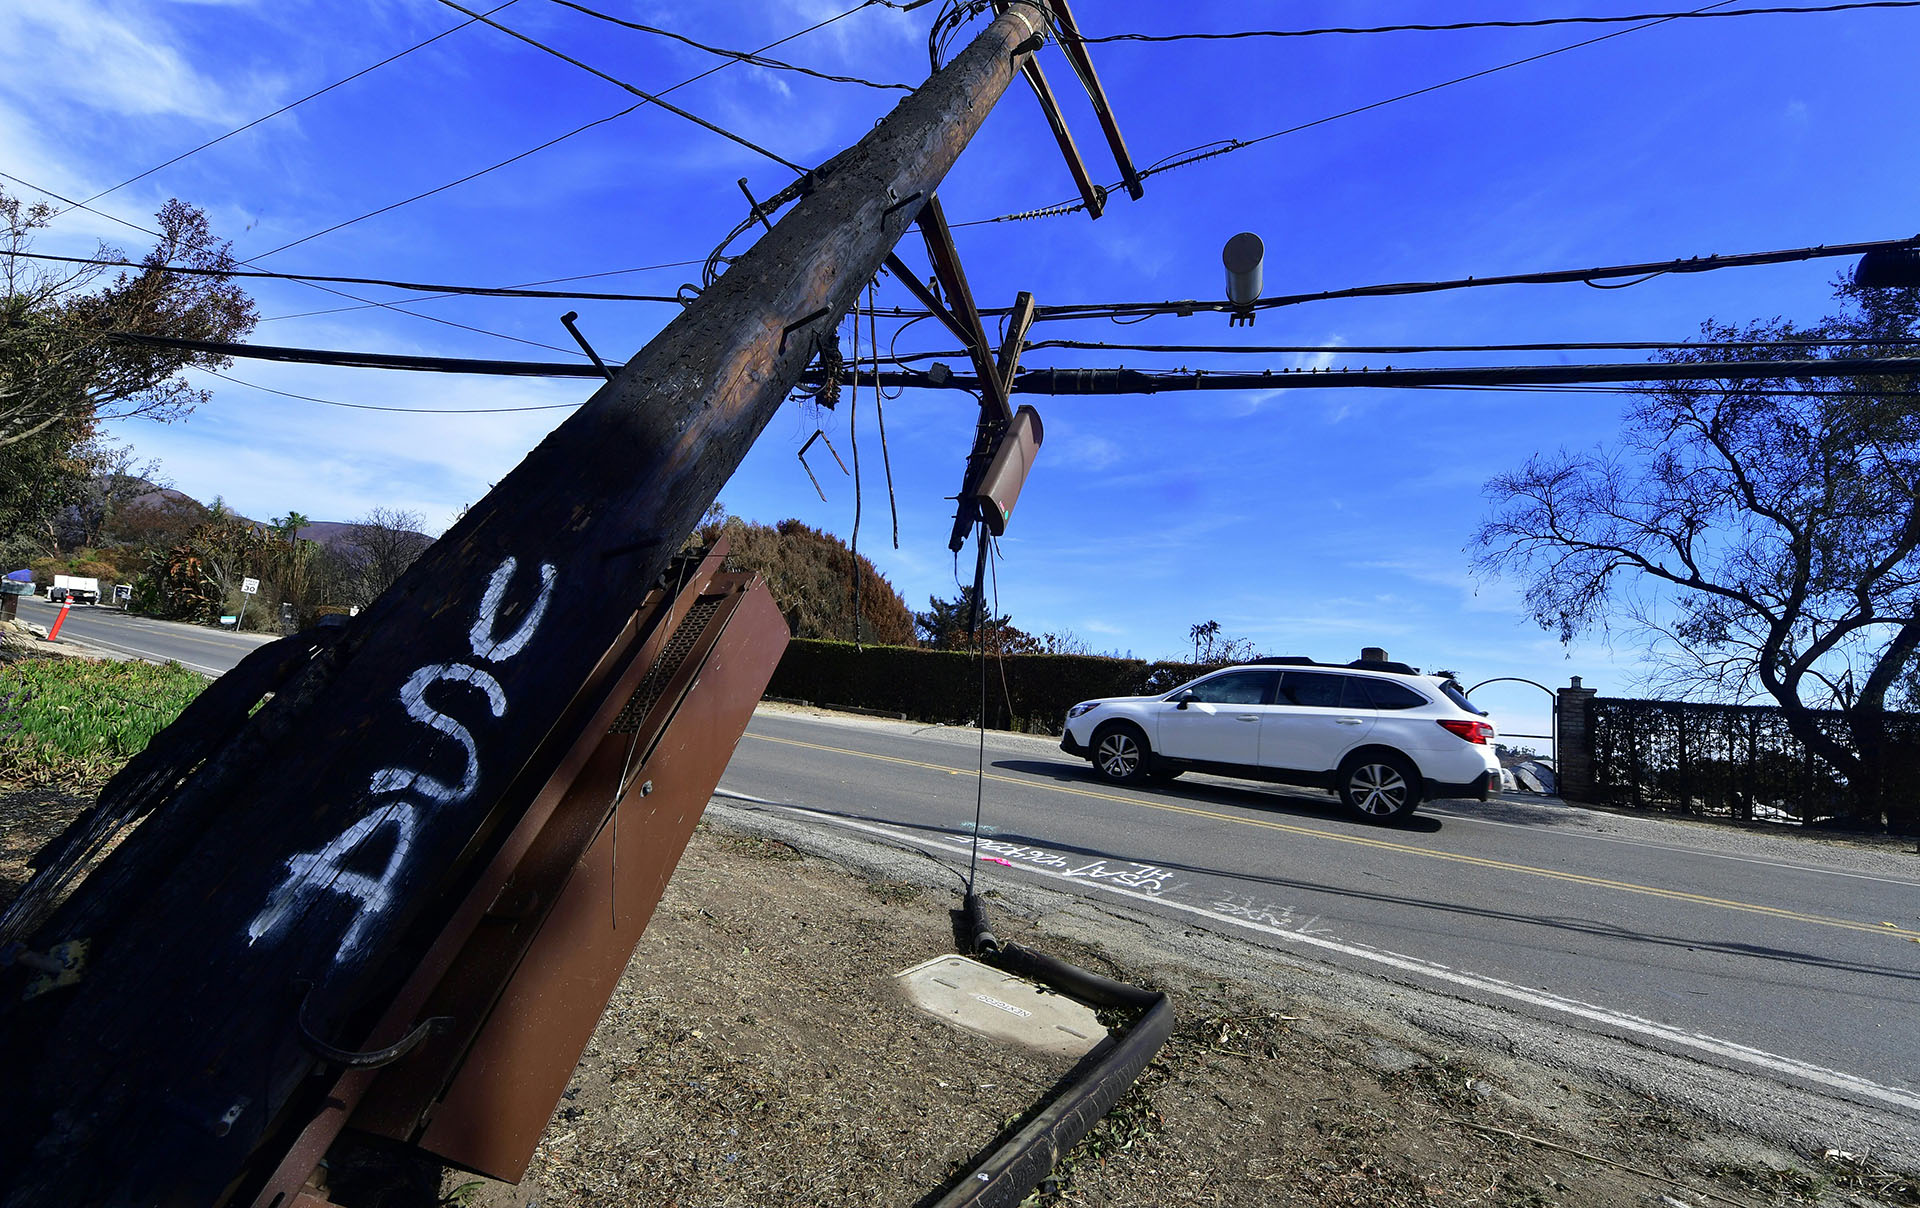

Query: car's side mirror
[1175,689,1198,710]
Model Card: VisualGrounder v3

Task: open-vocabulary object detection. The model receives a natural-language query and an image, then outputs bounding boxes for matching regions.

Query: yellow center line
[746,732,1920,943]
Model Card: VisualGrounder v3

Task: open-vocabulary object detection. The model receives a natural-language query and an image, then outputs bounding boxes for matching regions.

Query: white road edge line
[711,791,1920,1118]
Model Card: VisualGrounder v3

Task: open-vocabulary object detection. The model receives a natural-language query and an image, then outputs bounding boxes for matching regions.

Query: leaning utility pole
[0,6,1060,1203]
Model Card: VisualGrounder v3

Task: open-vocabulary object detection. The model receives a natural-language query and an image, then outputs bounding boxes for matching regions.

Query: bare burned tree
[1474,279,1920,827]
[333,507,434,607]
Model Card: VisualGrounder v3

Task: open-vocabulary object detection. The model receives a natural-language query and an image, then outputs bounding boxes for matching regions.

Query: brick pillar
[1556,677,1599,801]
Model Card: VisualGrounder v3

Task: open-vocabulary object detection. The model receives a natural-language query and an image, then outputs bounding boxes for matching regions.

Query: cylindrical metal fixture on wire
[1855,246,1920,288]
[1223,231,1264,309]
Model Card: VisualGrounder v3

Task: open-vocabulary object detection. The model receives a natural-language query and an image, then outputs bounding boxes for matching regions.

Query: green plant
[0,657,204,785]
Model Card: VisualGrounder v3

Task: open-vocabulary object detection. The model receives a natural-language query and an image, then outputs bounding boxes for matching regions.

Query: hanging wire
[986,537,1019,732]
[965,525,991,896]
[868,283,900,548]
[848,308,865,651]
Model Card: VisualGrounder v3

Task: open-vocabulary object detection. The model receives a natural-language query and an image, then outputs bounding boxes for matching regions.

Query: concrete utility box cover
[895,954,1107,1058]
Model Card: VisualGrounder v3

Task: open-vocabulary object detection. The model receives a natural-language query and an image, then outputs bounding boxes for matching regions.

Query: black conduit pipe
[932,894,1177,1208]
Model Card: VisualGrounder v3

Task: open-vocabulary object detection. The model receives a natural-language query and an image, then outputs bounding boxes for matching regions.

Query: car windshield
[1439,680,1487,715]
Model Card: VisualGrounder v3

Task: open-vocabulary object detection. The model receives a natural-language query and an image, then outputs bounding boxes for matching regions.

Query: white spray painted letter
[366,663,507,805]
[247,803,418,961]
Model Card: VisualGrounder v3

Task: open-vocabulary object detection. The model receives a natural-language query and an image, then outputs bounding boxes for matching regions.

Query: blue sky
[5,0,1917,742]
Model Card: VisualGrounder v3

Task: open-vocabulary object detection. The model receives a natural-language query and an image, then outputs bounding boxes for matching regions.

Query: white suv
[1059,658,1499,823]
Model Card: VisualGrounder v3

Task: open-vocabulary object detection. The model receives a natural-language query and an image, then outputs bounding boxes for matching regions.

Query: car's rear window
[1357,678,1429,710]
[1440,680,1487,715]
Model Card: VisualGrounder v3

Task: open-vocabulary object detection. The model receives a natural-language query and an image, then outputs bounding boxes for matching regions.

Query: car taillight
[1438,718,1493,745]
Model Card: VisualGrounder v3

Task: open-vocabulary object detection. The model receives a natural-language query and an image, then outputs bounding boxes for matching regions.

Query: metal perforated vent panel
[609,596,721,735]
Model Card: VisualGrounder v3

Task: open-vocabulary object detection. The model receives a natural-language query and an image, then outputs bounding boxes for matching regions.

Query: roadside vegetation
[0,653,203,787]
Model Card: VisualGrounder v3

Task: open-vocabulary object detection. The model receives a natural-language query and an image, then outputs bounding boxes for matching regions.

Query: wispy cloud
[0,3,237,124]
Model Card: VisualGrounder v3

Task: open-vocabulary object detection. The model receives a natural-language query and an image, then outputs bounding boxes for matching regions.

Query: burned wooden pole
[0,4,1055,1204]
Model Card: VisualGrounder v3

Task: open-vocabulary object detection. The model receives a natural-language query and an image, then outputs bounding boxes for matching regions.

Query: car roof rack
[1243,655,1426,675]
[1348,658,1422,675]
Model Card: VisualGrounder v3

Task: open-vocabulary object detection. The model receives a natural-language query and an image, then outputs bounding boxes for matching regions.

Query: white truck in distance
[48,575,101,605]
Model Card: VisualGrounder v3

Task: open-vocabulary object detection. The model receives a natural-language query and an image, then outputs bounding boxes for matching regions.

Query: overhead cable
[849,359,1920,393]
[116,331,612,377]
[9,251,683,303]
[63,1,523,214]
[254,256,708,323]
[1023,336,1920,356]
[51,234,1917,329]
[428,0,808,172]
[206,368,581,413]
[116,333,1920,394]
[248,0,878,260]
[1068,2,1920,44]
[967,0,1740,225]
[210,365,1920,416]
[1022,235,1920,323]
[548,0,913,90]
[0,170,580,356]
[247,103,652,261]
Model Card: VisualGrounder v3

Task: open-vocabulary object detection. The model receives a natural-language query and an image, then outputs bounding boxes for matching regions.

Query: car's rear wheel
[1338,752,1421,822]
[1091,722,1150,784]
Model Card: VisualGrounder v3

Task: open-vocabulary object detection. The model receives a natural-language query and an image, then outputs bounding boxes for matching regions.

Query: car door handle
[1335,717,1364,725]
[1236,714,1258,722]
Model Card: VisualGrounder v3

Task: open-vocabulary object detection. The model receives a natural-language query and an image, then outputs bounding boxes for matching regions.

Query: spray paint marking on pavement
[939,836,1181,896]
[709,793,1920,1118]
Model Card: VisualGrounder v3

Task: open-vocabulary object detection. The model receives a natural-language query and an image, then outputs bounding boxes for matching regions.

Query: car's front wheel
[1091,722,1151,784]
[1337,752,1421,823]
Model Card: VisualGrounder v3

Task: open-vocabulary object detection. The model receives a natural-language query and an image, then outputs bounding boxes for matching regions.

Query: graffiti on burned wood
[246,556,558,964]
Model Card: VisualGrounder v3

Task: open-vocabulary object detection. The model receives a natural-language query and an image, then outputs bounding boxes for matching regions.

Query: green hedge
[766,640,1214,734]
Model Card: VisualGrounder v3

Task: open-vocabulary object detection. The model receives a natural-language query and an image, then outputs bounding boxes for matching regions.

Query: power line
[65,1,524,214]
[426,0,807,172]
[247,0,880,261]
[1023,235,1920,323]
[967,0,1740,225]
[1067,2,1920,44]
[205,368,581,414]
[247,103,651,262]
[254,257,709,323]
[870,359,1920,393]
[838,335,1920,368]
[8,250,684,303]
[548,0,913,90]
[113,333,1920,395]
[0,170,581,356]
[115,331,609,377]
[1022,336,1920,356]
[51,232,1915,330]
[205,363,1920,416]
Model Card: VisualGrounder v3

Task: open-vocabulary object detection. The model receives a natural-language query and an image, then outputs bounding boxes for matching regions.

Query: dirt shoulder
[3,778,1914,1207]
[455,814,1915,1208]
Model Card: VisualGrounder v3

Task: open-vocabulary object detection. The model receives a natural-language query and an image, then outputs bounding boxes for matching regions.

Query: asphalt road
[717,708,1920,1124]
[12,595,275,677]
